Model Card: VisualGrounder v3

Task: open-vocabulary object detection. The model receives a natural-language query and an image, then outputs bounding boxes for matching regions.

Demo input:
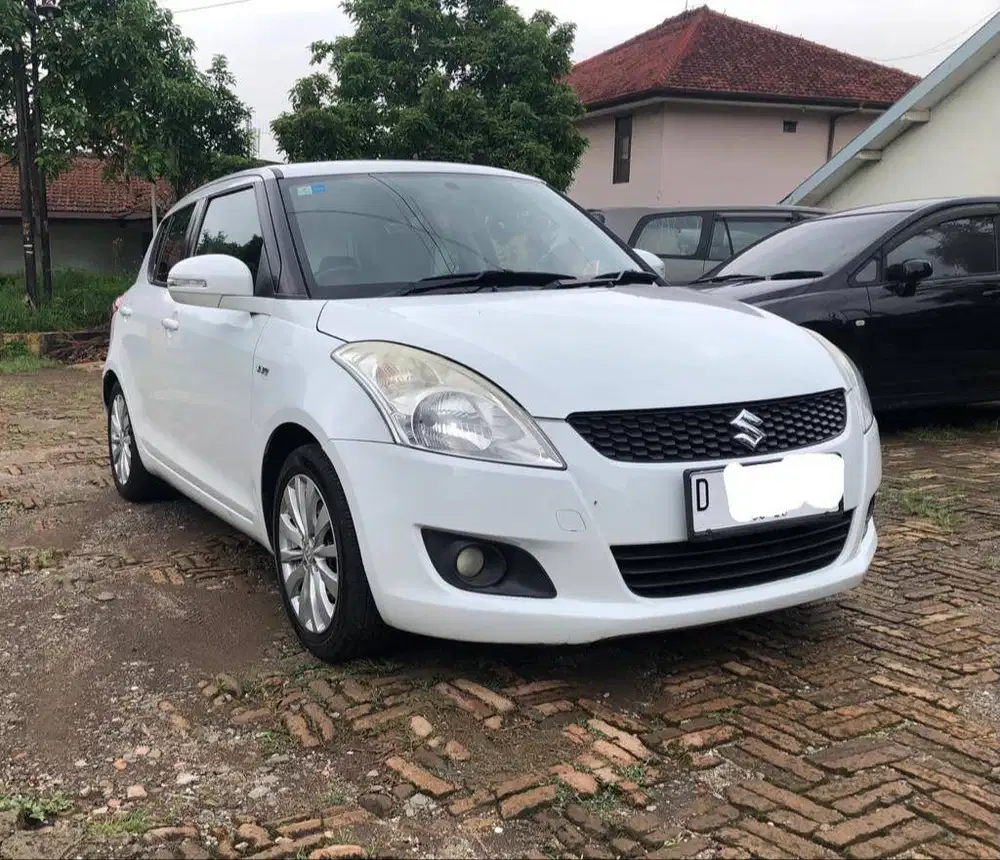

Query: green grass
[87,809,151,837]
[619,763,648,786]
[905,419,1000,442]
[255,728,293,754]
[0,339,56,373]
[880,484,960,530]
[583,784,626,817]
[0,269,130,333]
[323,786,350,807]
[0,792,73,825]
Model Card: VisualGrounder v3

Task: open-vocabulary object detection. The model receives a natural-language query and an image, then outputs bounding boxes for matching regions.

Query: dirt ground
[1,365,998,860]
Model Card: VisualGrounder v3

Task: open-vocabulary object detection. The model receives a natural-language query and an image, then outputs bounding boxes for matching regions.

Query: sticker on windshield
[295,184,327,197]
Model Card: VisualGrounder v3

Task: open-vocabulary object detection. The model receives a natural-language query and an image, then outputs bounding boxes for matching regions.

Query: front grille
[567,389,846,463]
[613,511,853,599]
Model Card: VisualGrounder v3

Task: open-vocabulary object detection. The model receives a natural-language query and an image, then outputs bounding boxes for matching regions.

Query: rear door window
[634,214,704,258]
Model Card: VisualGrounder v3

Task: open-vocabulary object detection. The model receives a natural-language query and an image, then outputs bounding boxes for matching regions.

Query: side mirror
[167,254,254,308]
[885,257,932,295]
[633,248,667,281]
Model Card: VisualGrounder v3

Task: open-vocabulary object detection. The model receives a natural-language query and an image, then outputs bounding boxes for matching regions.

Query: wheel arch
[260,422,322,547]
[102,370,120,409]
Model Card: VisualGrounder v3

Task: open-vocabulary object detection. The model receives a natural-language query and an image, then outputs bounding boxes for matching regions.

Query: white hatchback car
[104,161,881,663]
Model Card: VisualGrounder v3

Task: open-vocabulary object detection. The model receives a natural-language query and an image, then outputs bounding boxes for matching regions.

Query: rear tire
[271,443,392,663]
[107,382,167,503]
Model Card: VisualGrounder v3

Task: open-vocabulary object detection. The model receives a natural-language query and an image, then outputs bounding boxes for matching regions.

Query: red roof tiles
[0,156,173,219]
[567,6,920,110]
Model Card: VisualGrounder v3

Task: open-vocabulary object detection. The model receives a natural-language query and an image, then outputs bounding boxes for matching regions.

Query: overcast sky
[163,0,1000,161]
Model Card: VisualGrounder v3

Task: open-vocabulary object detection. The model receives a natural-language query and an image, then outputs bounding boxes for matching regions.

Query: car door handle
[982,289,1000,298]
[161,318,180,331]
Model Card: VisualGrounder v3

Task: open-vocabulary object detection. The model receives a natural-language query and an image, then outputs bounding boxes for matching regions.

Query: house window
[613,115,632,184]
[783,120,798,133]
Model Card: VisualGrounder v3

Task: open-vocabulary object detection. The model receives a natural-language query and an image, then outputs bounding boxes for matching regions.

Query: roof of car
[593,204,826,241]
[272,160,537,180]
[170,160,541,213]
[595,205,826,217]
[818,196,1000,218]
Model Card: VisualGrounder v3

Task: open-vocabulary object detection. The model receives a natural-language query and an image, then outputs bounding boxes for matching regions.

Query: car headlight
[806,330,875,432]
[332,341,566,469]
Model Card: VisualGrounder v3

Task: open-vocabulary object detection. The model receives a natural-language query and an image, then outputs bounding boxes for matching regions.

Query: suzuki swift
[103,161,881,663]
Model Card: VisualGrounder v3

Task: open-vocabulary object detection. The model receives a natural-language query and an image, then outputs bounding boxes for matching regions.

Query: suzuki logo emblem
[730,409,767,450]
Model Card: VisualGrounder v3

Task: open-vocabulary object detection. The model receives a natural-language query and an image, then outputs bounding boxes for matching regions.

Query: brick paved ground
[0,366,997,860]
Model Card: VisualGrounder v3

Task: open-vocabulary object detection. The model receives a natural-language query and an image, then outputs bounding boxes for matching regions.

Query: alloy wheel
[277,474,340,633]
[109,394,133,486]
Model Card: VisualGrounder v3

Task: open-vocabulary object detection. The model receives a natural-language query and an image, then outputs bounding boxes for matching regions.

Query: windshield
[280,172,641,297]
[708,211,908,280]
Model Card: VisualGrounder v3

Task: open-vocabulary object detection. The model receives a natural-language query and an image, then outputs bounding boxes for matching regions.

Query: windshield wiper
[692,273,760,284]
[694,269,824,285]
[395,269,574,295]
[767,270,824,280]
[548,269,661,289]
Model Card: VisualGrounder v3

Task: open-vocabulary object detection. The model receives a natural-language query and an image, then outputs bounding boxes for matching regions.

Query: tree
[272,0,587,191]
[0,0,256,304]
[16,0,257,195]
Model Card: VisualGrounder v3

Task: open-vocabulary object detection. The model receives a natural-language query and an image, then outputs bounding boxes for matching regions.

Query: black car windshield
[708,211,907,280]
[279,172,642,298]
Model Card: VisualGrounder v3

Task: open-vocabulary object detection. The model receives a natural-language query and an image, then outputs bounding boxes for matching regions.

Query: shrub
[0,269,132,333]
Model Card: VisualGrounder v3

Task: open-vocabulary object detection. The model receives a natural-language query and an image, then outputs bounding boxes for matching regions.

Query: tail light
[111,294,125,320]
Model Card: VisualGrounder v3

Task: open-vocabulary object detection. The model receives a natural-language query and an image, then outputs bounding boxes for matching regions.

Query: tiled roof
[0,155,173,219]
[567,5,921,110]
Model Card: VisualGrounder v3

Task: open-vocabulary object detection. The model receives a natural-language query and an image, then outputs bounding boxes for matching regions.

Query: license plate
[685,453,845,538]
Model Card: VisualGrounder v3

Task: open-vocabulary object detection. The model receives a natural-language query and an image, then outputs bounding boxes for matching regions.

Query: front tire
[107,383,166,503]
[271,444,391,663]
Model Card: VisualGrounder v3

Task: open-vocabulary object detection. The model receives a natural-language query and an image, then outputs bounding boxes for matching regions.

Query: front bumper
[324,412,881,645]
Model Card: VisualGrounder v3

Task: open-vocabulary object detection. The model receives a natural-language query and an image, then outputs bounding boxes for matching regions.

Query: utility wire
[866,8,999,63]
[170,0,254,15]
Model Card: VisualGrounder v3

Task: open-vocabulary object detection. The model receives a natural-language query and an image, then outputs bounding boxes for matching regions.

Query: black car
[691,197,1000,411]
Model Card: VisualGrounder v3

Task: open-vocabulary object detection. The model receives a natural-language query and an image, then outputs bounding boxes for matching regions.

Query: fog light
[455,545,486,579]
[421,528,556,597]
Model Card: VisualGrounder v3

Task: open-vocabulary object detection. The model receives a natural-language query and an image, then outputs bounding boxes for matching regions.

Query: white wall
[568,101,874,209]
[0,219,151,276]
[658,104,871,207]
[818,54,1000,210]
[570,105,666,208]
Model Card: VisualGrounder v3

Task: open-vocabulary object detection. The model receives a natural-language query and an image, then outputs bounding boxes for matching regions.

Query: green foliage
[255,728,293,754]
[272,0,587,191]
[87,809,151,837]
[0,792,73,825]
[0,337,55,373]
[0,0,255,196]
[0,268,130,332]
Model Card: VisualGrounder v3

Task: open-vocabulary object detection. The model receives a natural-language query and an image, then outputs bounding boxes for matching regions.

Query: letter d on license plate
[686,452,845,537]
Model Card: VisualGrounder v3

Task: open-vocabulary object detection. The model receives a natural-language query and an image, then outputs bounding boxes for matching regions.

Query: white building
[782,10,1000,210]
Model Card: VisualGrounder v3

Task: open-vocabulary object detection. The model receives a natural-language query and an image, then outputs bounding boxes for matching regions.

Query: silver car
[590,205,825,285]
